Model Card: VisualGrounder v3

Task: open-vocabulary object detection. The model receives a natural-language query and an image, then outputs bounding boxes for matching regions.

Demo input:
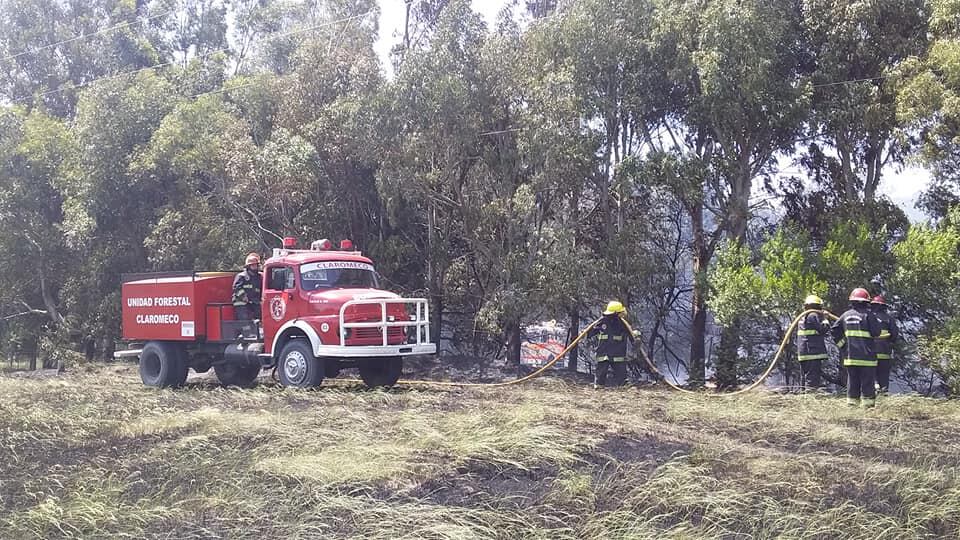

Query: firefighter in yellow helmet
[232,252,262,320]
[796,294,830,391]
[587,301,640,387]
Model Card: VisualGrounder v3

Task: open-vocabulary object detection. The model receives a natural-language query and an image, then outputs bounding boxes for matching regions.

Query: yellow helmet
[804,294,823,306]
[603,301,626,315]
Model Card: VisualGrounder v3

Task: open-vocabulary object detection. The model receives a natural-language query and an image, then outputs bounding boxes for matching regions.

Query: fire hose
[387,309,841,394]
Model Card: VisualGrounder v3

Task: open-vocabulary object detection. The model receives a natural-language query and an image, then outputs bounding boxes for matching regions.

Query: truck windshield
[300,261,379,291]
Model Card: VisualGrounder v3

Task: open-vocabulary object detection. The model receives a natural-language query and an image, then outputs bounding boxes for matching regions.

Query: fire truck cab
[118,239,435,388]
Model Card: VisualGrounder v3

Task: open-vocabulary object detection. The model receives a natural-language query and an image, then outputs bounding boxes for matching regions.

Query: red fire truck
[117,238,435,388]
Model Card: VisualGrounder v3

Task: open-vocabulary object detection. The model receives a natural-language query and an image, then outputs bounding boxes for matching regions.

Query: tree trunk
[716,172,752,386]
[715,318,741,389]
[427,202,443,345]
[506,320,522,376]
[688,202,708,387]
[567,308,579,373]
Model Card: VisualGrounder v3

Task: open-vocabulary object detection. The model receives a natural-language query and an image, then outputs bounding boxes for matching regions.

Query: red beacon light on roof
[310,238,333,251]
[340,239,354,251]
[282,237,297,249]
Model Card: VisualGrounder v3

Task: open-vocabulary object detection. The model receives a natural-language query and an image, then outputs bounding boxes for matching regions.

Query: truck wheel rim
[283,351,308,384]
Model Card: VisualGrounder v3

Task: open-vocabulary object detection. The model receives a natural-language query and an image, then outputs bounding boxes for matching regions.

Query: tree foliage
[0,0,957,393]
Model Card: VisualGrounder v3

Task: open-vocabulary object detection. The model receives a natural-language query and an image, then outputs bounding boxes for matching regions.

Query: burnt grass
[2,365,960,539]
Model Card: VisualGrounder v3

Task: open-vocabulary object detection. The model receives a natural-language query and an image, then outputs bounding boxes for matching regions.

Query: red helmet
[849,288,871,302]
[244,253,261,267]
[871,295,886,305]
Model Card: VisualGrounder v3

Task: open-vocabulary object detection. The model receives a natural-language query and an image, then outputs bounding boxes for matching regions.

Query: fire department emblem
[270,297,286,321]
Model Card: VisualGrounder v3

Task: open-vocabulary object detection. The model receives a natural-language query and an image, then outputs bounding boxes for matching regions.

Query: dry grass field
[1,365,959,539]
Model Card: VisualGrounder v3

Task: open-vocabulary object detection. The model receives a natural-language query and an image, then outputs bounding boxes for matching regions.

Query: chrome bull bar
[338,298,431,347]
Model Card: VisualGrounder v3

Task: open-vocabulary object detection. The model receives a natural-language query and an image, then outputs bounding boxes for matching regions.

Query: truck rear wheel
[139,341,188,388]
[278,340,324,388]
[359,357,403,388]
[214,363,261,388]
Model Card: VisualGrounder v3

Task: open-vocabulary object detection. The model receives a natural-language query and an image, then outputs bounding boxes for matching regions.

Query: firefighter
[232,252,263,320]
[588,301,640,388]
[797,294,830,391]
[831,288,882,408]
[871,295,899,394]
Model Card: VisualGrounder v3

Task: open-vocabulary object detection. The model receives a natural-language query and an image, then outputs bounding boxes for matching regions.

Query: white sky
[374,0,931,220]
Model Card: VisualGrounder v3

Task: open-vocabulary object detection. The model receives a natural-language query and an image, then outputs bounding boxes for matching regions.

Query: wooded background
[2,0,960,394]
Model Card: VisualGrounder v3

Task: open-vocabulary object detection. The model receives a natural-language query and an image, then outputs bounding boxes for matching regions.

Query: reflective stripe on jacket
[873,308,899,360]
[588,314,632,362]
[797,312,829,362]
[232,270,263,307]
[831,305,882,367]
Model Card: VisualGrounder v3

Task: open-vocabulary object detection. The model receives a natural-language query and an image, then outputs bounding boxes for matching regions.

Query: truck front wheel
[278,340,324,388]
[359,357,403,388]
[139,341,188,388]
[214,363,261,388]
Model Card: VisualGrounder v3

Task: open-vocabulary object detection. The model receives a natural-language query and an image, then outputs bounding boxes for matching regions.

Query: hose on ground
[388,309,840,395]
[627,309,839,396]
[392,318,602,387]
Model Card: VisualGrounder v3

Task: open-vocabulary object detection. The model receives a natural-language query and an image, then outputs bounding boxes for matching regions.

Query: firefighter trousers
[846,365,876,406]
[596,361,627,387]
[876,359,892,392]
[235,304,261,321]
[799,360,822,389]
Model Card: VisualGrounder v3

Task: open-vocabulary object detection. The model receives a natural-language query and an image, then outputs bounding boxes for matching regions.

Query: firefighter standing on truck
[797,294,830,391]
[588,301,640,388]
[232,253,262,320]
[831,288,882,408]
[871,295,899,394]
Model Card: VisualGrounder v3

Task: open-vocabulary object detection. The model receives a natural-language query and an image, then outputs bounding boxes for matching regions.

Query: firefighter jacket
[232,269,262,307]
[831,304,882,367]
[796,311,830,362]
[872,308,899,361]
[588,314,633,363]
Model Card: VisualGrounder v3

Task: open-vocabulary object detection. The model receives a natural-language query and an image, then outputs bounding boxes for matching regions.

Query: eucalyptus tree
[801,0,928,205]
[641,0,810,386]
[0,0,164,116]
[898,0,960,220]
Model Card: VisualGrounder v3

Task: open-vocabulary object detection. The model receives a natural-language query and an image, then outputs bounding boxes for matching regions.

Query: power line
[13,10,375,105]
[478,128,522,136]
[190,80,262,100]
[811,75,890,88]
[1,8,177,63]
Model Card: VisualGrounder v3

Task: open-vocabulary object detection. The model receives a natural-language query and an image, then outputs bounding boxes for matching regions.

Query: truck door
[262,265,297,351]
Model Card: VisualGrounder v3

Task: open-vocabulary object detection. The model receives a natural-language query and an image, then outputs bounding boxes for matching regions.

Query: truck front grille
[346,327,405,345]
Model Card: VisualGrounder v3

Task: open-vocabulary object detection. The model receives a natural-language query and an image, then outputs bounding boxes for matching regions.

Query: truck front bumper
[313,343,437,357]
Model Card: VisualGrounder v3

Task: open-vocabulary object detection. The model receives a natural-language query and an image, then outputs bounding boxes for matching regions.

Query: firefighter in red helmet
[232,252,263,321]
[831,288,882,407]
[871,295,899,394]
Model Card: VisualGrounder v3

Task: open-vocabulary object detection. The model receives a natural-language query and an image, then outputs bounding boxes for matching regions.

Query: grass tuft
[2,366,960,538]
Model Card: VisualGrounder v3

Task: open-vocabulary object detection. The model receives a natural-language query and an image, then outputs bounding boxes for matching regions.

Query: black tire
[277,340,324,388]
[214,363,261,388]
[139,341,188,388]
[359,356,403,388]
